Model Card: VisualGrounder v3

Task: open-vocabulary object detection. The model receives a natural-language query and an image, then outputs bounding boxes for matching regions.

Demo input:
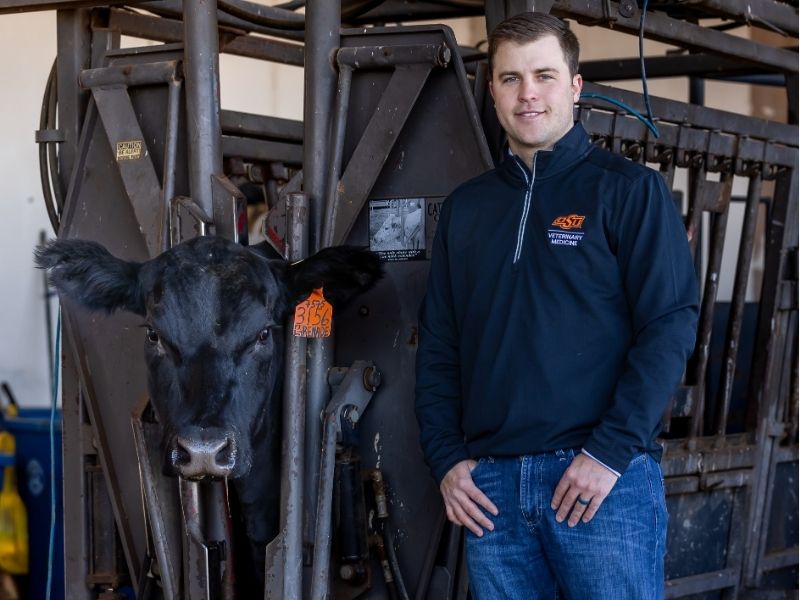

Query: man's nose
[518,78,539,102]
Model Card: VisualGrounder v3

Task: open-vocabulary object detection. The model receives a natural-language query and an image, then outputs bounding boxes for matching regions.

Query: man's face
[489,35,582,161]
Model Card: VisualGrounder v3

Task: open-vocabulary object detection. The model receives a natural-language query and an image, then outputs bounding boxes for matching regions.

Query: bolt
[363,366,381,391]
[618,0,636,18]
[340,564,355,580]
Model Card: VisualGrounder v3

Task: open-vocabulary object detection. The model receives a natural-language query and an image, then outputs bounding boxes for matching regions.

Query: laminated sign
[293,288,332,338]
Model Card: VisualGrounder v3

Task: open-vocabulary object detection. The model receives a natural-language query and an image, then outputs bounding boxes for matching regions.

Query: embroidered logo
[548,214,586,247]
[551,214,586,230]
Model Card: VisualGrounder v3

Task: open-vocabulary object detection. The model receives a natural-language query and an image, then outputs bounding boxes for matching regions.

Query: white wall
[0,12,57,408]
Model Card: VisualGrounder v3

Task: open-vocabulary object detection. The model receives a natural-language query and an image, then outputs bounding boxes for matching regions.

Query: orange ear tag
[293,288,333,338]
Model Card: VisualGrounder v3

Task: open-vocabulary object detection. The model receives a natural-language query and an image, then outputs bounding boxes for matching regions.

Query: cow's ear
[284,246,382,307]
[35,239,146,316]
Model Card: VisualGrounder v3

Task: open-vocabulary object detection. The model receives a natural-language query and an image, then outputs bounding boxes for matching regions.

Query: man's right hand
[439,459,499,537]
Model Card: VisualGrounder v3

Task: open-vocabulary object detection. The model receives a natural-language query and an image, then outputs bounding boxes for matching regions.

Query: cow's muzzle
[170,433,237,480]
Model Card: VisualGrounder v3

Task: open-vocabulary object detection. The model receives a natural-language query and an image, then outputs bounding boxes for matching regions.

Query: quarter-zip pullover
[415,123,699,483]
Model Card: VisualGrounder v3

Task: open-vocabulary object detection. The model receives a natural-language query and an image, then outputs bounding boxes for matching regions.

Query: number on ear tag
[292,288,333,338]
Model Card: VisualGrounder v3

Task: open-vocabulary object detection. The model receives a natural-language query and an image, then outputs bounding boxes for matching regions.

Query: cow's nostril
[174,440,192,467]
[215,438,235,468]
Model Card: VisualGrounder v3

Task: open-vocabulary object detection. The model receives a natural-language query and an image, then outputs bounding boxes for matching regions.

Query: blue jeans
[465,449,667,600]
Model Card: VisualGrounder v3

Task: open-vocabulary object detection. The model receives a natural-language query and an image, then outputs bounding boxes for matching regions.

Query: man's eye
[257,329,271,344]
[146,328,160,344]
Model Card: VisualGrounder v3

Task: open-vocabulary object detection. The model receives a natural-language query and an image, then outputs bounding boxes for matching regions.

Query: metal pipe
[79,60,181,89]
[715,172,763,434]
[161,78,181,251]
[336,43,451,69]
[322,63,353,248]
[302,1,340,583]
[309,413,339,600]
[280,193,310,600]
[302,0,340,251]
[183,0,224,226]
[689,176,733,437]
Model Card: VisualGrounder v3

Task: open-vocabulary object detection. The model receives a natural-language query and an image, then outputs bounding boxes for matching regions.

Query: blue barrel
[5,408,64,600]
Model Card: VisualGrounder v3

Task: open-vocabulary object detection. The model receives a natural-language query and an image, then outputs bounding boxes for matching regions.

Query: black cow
[36,235,381,556]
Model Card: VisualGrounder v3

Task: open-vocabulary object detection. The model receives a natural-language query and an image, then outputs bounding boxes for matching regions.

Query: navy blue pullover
[415,123,699,483]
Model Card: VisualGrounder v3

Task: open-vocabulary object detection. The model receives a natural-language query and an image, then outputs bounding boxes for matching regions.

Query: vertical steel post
[281,193,310,599]
[302,0,341,583]
[55,9,91,215]
[183,0,223,224]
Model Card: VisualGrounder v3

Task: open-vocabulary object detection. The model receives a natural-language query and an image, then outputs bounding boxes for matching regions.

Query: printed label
[369,198,426,262]
[116,140,143,161]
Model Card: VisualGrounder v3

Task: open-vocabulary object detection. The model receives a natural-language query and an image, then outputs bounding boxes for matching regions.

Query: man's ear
[572,73,583,102]
[35,239,146,315]
[284,246,382,307]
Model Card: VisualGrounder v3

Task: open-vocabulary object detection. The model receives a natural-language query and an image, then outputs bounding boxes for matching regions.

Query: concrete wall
[0,10,782,407]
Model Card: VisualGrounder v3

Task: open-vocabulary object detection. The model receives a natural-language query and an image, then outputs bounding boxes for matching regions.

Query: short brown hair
[488,12,580,77]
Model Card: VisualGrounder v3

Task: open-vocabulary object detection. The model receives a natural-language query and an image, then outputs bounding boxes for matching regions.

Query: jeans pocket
[470,456,493,480]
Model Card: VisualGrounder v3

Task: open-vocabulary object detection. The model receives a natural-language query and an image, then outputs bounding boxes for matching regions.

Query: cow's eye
[257,329,270,344]
[146,327,160,344]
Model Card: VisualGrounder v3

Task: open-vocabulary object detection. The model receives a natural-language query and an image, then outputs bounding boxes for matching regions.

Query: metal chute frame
[5,0,797,598]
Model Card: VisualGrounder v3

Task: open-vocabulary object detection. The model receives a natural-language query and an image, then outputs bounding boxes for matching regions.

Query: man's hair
[488,12,580,77]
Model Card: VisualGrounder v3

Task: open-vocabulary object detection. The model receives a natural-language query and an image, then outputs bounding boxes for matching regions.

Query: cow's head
[36,236,381,481]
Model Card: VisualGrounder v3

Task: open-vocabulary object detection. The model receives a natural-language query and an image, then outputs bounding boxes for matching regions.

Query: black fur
[35,239,145,315]
[34,235,382,556]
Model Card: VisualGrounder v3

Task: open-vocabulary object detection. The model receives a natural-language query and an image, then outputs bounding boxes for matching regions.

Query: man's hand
[440,459,499,537]
[551,453,619,527]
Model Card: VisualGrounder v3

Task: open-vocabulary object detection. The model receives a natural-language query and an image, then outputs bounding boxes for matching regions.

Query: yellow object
[0,429,28,575]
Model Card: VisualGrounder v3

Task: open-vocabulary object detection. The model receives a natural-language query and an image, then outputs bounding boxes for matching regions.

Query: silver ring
[576,497,591,506]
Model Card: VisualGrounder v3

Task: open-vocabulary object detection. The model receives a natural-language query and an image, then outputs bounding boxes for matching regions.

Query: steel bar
[581,82,797,149]
[92,86,164,256]
[182,0,224,226]
[309,413,338,600]
[580,53,784,82]
[106,8,305,65]
[220,136,303,165]
[161,79,181,252]
[56,9,91,213]
[178,480,212,599]
[551,0,798,73]
[667,0,799,37]
[131,400,179,600]
[689,176,733,436]
[61,349,92,600]
[280,193,310,600]
[715,174,763,435]
[220,111,303,143]
[664,568,739,598]
[322,63,354,249]
[336,42,451,69]
[302,2,340,581]
[80,60,181,89]
[0,0,145,13]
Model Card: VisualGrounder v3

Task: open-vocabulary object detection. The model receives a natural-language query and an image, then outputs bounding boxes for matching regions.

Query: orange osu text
[552,214,586,230]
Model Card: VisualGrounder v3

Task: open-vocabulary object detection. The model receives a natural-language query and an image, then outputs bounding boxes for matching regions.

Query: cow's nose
[173,435,236,479]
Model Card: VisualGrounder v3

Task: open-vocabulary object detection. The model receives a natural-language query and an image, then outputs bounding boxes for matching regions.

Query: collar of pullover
[500,122,592,185]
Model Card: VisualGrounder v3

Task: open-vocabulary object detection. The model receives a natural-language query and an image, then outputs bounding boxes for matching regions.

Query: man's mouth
[516,110,545,118]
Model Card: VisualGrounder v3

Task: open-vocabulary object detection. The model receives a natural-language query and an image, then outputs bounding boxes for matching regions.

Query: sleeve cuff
[581,449,622,478]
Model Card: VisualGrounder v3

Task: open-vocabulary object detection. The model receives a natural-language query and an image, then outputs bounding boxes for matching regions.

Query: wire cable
[579,92,660,138]
[638,0,659,137]
[46,308,61,600]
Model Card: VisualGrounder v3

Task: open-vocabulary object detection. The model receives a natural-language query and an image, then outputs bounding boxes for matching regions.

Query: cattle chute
[6,0,798,598]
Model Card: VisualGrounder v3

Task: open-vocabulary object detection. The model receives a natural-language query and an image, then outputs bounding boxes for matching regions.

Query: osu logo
[552,214,586,230]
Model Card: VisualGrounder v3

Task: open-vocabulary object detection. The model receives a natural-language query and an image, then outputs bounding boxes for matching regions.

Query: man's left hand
[551,453,619,527]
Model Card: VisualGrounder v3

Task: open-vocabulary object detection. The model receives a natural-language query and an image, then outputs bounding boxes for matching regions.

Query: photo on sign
[369,198,425,261]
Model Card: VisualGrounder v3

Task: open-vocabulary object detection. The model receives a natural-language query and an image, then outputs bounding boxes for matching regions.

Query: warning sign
[116,140,143,161]
[369,198,425,262]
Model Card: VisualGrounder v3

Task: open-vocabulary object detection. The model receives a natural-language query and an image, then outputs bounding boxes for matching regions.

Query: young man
[415,13,699,599]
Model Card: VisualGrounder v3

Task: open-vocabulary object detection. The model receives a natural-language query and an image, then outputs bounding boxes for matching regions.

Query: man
[414,12,698,599]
